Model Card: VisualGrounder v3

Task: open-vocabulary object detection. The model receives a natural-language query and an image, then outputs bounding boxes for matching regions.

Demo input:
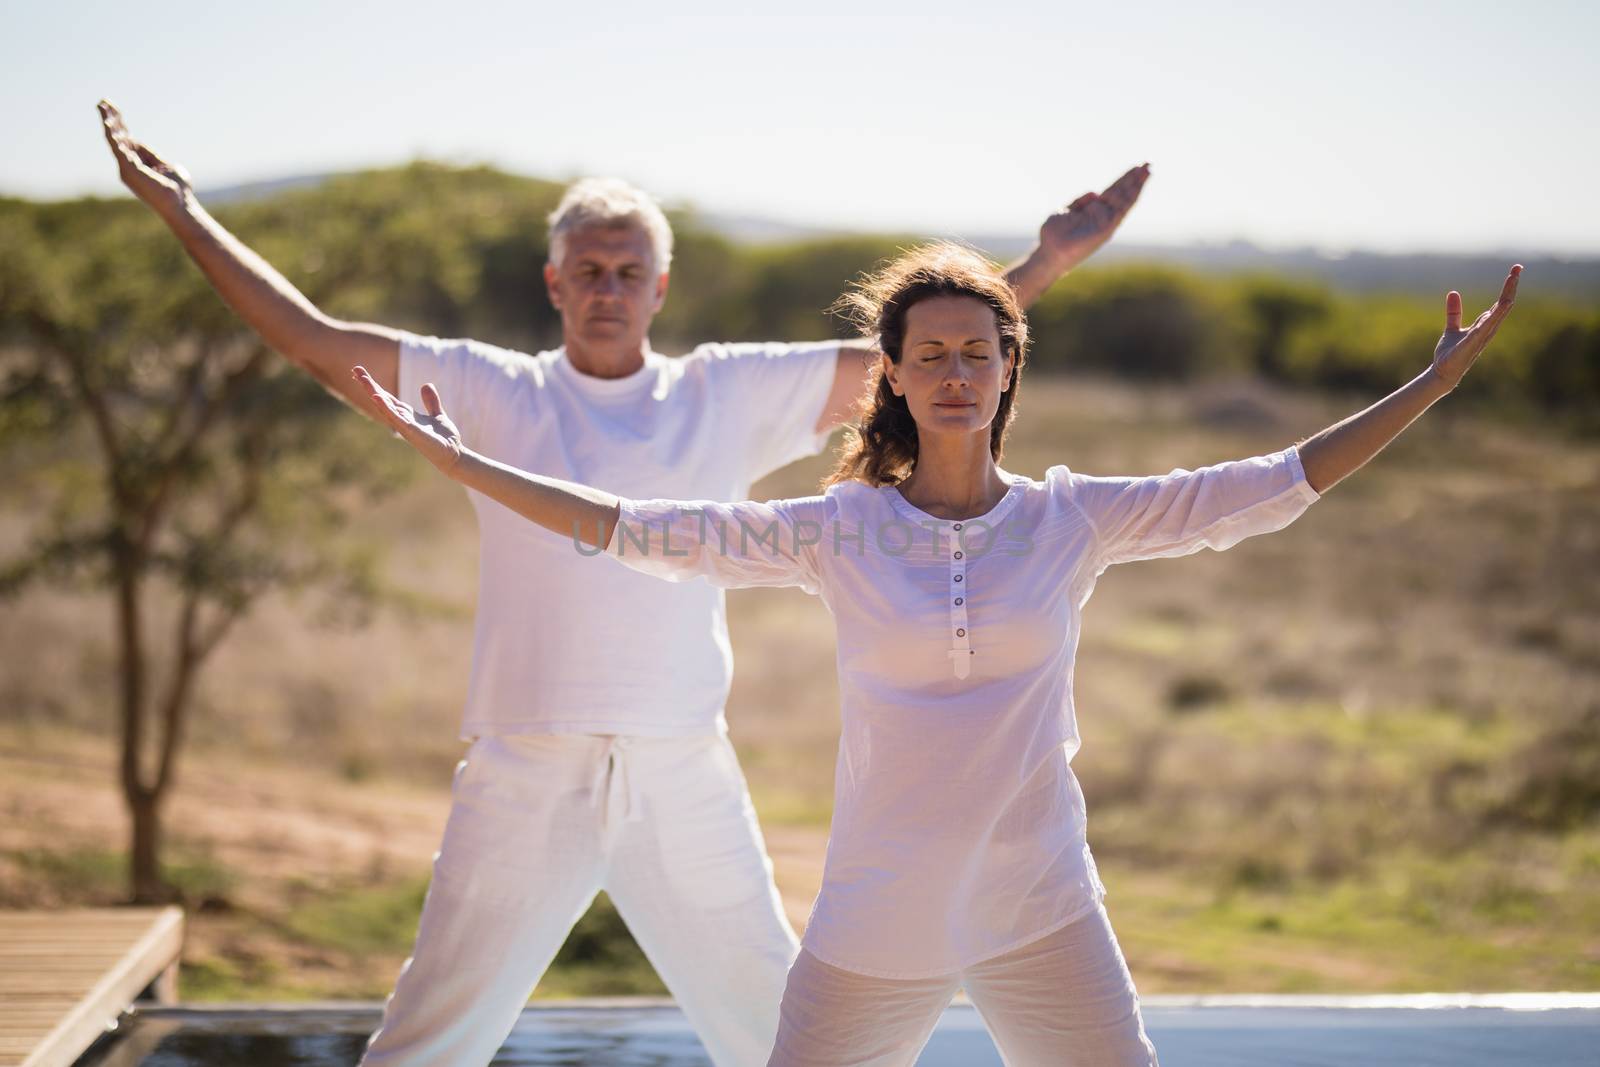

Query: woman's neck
[896,431,1008,520]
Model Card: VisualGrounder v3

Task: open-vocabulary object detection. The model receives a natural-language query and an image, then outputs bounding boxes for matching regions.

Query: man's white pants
[361,732,800,1067]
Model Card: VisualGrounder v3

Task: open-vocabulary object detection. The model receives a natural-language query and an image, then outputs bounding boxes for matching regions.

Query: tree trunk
[128,788,169,904]
[114,553,171,903]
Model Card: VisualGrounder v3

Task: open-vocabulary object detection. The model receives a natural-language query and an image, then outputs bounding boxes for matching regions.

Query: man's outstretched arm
[1004,163,1150,307]
[98,101,401,412]
[812,164,1152,432]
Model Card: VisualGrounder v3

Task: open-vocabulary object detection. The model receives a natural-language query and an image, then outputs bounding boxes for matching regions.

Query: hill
[197,166,1600,301]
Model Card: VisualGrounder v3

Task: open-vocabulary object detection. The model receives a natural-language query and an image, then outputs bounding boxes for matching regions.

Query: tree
[0,195,403,902]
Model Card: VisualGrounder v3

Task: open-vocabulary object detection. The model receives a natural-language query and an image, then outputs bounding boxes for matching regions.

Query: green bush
[6,166,1596,434]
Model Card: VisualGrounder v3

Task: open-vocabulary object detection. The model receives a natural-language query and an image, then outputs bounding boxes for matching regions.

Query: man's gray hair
[547,178,674,272]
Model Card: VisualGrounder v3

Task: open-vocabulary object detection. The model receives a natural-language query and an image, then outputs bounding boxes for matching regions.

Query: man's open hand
[98,100,193,215]
[1038,164,1151,272]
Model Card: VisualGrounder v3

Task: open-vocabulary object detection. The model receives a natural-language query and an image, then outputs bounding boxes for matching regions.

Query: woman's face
[883,294,1013,441]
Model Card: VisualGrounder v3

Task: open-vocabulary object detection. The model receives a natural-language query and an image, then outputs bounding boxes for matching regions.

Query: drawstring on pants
[592,736,644,841]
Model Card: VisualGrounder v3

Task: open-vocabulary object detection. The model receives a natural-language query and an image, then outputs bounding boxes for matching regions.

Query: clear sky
[4,0,1596,255]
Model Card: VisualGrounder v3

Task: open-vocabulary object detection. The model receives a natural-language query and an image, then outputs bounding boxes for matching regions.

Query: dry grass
[3,372,1597,996]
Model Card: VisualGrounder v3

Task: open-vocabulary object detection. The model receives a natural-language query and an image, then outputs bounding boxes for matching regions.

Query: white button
[956,628,966,637]
[954,597,963,605]
[953,575,962,583]
[953,551,963,560]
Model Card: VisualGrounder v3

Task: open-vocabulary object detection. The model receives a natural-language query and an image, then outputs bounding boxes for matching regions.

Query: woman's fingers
[420,382,445,418]
[1498,264,1523,307]
[1444,265,1521,344]
[1476,266,1522,333]
[1474,274,1517,348]
[353,365,402,424]
[1434,267,1521,386]
[355,368,451,457]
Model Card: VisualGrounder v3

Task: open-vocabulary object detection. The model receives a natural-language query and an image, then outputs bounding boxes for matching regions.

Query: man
[98,100,1148,1066]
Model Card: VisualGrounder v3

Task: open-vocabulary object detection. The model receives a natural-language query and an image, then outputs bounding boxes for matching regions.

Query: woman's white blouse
[607,447,1320,978]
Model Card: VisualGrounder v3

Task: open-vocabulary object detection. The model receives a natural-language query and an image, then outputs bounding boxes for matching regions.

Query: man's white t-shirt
[397,333,841,738]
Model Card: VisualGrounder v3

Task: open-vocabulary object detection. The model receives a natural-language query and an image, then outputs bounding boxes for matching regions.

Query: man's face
[543,222,668,355]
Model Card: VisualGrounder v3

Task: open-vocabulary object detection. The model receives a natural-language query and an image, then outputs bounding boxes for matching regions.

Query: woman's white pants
[768,903,1159,1067]
[361,732,799,1067]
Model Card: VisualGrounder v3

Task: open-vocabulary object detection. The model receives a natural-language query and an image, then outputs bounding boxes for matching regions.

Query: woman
[352,244,1520,1066]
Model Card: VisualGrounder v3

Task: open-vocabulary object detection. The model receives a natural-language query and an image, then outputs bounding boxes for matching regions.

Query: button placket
[947,522,973,679]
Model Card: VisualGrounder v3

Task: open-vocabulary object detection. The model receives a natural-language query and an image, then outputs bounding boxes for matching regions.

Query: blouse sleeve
[1065,445,1320,570]
[606,496,827,594]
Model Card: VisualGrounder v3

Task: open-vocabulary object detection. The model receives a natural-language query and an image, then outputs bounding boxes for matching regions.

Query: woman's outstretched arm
[351,367,822,593]
[1066,265,1522,569]
[352,367,620,549]
[1297,265,1521,495]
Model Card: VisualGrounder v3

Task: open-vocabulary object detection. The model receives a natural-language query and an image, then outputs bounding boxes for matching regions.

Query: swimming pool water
[79,998,1600,1066]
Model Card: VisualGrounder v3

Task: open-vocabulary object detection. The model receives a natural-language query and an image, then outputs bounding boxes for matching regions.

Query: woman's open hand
[353,367,464,475]
[1432,265,1522,390]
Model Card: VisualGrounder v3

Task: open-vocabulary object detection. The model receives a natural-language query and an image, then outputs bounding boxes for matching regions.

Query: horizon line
[8,163,1598,264]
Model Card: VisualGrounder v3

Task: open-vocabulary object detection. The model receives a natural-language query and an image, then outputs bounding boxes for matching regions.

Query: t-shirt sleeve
[1063,445,1320,570]
[606,496,826,595]
[701,341,842,482]
[396,332,528,447]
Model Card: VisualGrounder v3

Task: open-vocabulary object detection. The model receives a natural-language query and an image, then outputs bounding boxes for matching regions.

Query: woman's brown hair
[825,242,1029,488]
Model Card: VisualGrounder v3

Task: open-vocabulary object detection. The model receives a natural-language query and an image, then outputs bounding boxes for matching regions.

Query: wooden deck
[0,908,183,1067]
